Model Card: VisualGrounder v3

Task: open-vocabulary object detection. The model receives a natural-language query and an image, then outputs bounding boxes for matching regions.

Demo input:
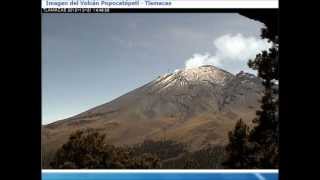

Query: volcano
[42,65,264,166]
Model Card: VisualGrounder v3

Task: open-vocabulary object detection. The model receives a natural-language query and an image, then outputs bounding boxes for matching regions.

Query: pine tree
[223,13,279,169]
[49,129,116,169]
[223,119,252,168]
[247,47,279,168]
[246,15,279,168]
[49,129,162,169]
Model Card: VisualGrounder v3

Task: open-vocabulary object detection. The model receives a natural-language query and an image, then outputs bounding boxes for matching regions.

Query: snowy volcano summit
[137,65,263,117]
[154,65,234,88]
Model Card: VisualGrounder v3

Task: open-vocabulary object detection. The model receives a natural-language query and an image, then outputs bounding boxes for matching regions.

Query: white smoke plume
[185,33,272,74]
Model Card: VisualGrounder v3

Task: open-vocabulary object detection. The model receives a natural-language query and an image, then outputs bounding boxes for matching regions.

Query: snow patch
[155,65,234,89]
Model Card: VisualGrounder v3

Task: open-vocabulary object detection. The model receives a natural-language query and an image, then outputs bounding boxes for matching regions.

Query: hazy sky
[42,13,270,125]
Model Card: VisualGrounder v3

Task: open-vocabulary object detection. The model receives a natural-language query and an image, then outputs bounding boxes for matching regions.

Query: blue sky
[42,13,269,124]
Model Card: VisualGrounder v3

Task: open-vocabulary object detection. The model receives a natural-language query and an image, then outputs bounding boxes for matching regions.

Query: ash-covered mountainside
[43,65,264,165]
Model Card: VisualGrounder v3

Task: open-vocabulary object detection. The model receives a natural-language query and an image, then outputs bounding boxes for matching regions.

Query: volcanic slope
[42,65,264,165]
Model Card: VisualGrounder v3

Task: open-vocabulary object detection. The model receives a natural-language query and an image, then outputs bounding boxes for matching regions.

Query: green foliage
[49,130,226,169]
[130,139,187,160]
[188,146,225,169]
[50,129,161,169]
[224,13,279,169]
[50,129,109,168]
[129,153,161,169]
[223,119,253,168]
[248,87,279,168]
[247,35,279,169]
[248,47,279,85]
[183,158,200,169]
[162,145,226,169]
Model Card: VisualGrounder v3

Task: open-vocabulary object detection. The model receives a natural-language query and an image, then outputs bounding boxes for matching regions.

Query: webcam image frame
[41,12,279,170]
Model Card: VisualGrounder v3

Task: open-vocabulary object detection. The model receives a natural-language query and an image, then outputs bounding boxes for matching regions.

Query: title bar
[42,0,279,10]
